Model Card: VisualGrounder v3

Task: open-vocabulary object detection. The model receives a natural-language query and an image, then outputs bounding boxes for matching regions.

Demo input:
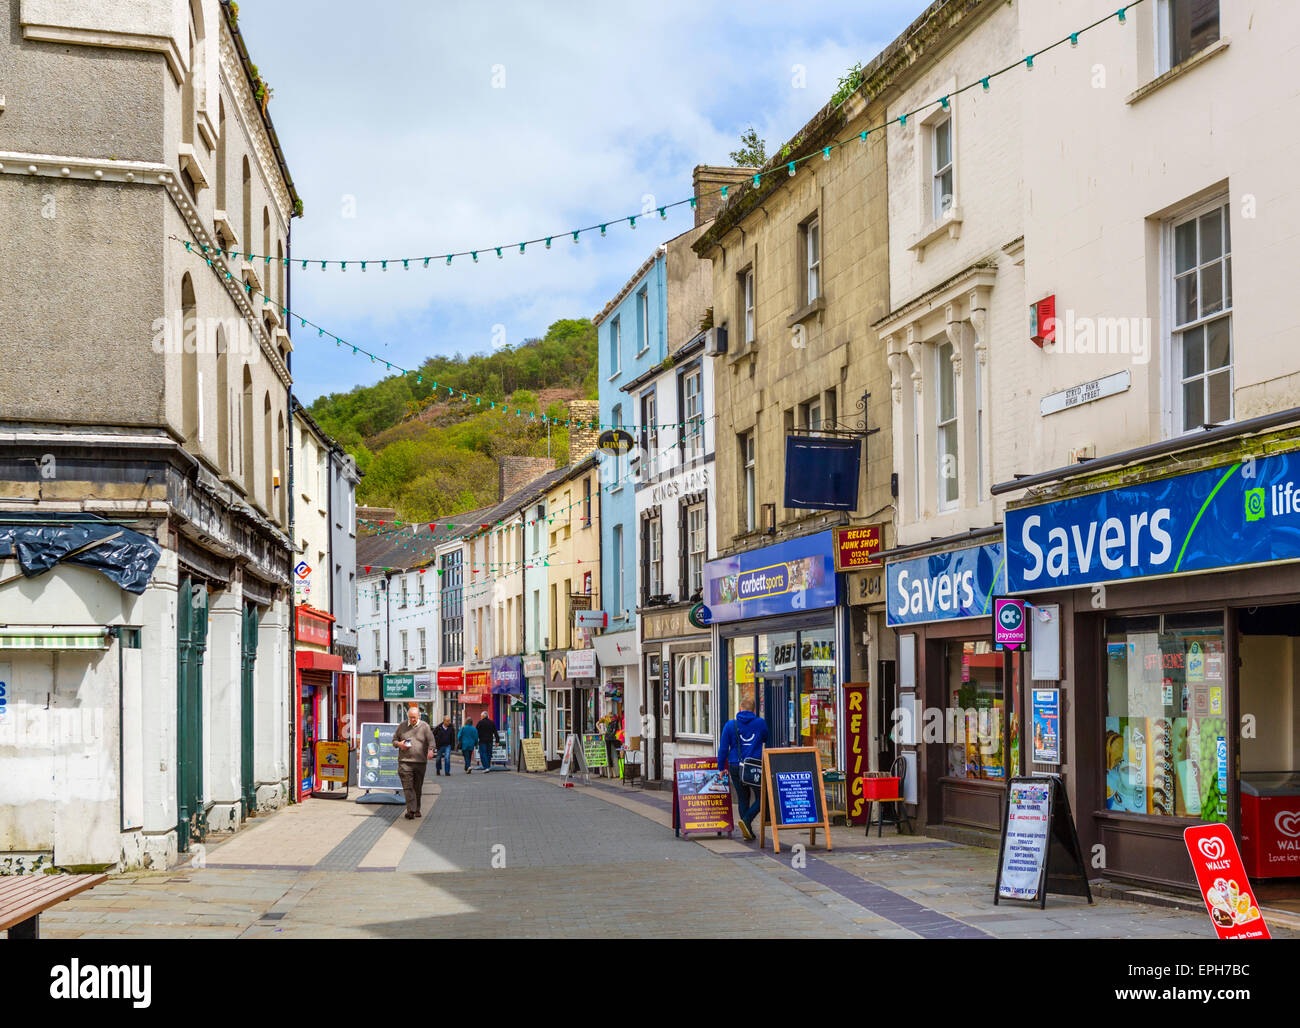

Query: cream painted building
[990,1,1300,890]
[0,0,298,869]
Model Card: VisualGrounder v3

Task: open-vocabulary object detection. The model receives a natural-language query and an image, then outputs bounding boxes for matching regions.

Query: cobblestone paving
[31,770,1298,939]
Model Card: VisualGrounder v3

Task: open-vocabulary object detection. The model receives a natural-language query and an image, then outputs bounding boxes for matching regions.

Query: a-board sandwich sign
[315,739,349,789]
[518,737,546,773]
[581,733,610,769]
[672,757,734,838]
[357,723,402,791]
[758,747,832,854]
[1183,824,1271,939]
[994,776,1093,908]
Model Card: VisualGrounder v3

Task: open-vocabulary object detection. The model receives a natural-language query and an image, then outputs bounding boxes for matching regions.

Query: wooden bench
[0,873,107,939]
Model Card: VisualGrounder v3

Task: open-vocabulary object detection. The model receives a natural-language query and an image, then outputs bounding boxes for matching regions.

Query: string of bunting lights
[176,230,716,432]
[172,2,1144,427]
[183,2,1141,272]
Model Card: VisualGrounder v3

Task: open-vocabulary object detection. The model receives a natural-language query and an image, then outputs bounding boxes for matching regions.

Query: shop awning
[0,628,110,649]
[296,649,343,672]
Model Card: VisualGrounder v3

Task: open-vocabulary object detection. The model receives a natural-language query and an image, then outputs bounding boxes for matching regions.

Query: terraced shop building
[0,0,300,870]
[990,2,1300,896]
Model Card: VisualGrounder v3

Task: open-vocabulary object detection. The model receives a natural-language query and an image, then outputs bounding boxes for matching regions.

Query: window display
[797,628,836,771]
[730,636,756,715]
[1103,612,1225,820]
[945,640,1005,780]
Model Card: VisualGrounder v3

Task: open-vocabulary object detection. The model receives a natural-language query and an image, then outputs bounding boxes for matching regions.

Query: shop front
[567,647,599,737]
[295,604,342,801]
[705,531,846,772]
[491,655,524,764]
[437,666,463,724]
[461,667,491,724]
[883,535,1011,833]
[523,654,545,740]
[1003,434,1300,892]
[641,604,714,781]
[382,671,434,723]
[592,631,634,766]
[545,652,574,764]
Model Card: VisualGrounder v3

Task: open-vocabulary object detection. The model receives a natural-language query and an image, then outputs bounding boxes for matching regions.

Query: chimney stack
[498,456,556,502]
[691,165,755,228]
[567,399,600,461]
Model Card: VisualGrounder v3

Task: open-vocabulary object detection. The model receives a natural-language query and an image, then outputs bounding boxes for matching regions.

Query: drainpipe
[286,223,295,805]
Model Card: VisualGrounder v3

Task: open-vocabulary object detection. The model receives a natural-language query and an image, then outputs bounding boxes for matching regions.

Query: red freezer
[1240,772,1300,879]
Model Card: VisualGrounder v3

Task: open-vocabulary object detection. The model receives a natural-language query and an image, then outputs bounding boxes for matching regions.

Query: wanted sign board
[758,747,832,854]
[994,776,1093,908]
[518,737,546,773]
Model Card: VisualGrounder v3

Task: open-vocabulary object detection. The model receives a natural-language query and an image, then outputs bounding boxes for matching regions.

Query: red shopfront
[462,668,491,724]
[438,667,464,723]
[295,605,343,801]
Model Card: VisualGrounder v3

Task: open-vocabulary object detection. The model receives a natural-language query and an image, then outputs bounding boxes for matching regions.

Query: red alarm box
[1030,294,1056,347]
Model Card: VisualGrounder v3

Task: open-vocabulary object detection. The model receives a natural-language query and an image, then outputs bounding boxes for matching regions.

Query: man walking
[432,715,455,777]
[476,709,500,773]
[392,703,434,819]
[458,717,479,773]
[717,698,767,840]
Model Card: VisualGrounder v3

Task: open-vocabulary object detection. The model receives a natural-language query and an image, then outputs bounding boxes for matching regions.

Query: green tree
[730,127,767,167]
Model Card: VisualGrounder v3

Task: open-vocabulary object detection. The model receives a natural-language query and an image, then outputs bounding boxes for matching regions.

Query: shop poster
[1183,824,1270,939]
[1031,689,1060,765]
[358,723,401,791]
[673,757,734,837]
[998,780,1052,901]
[774,769,818,825]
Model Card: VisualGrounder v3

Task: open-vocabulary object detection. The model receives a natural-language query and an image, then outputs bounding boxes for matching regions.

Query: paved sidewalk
[30,769,1296,939]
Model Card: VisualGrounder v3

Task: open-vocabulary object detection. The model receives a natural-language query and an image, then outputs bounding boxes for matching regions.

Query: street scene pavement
[35,772,1292,940]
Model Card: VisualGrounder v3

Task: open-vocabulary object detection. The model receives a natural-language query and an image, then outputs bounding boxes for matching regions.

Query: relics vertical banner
[843,684,871,825]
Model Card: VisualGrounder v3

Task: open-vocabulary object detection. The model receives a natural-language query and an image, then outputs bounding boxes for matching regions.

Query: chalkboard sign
[518,737,546,773]
[994,776,1093,908]
[357,723,402,791]
[759,747,832,854]
[582,733,610,769]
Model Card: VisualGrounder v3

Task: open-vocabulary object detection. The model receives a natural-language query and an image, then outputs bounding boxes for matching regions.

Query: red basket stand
[861,775,900,801]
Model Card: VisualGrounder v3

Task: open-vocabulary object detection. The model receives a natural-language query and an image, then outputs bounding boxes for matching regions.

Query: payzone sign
[1006,450,1300,591]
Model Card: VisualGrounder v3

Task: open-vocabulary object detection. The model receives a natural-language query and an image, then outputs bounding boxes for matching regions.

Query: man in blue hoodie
[717,699,767,840]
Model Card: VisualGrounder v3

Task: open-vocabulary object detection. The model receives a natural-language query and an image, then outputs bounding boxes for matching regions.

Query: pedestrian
[717,698,768,840]
[392,703,434,819]
[432,715,455,777]
[457,717,479,773]
[476,709,500,773]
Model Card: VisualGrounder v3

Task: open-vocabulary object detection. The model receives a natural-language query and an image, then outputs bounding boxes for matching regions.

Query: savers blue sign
[1006,449,1300,591]
[886,542,1005,627]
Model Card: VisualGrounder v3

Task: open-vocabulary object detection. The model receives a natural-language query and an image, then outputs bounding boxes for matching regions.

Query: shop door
[760,674,793,749]
[240,603,258,819]
[877,659,897,770]
[176,577,208,853]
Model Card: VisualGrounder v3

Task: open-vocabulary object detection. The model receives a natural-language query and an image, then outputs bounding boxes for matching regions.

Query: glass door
[760,674,793,749]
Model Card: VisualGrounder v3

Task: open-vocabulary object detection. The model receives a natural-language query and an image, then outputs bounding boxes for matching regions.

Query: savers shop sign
[1006,450,1300,591]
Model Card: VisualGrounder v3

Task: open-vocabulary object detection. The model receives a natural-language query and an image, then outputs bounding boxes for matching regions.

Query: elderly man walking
[392,704,434,818]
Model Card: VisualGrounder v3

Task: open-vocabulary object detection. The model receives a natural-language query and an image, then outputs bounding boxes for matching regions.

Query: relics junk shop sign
[834,525,883,571]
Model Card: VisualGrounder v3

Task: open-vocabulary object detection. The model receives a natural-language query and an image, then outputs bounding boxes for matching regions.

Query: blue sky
[236,0,931,403]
